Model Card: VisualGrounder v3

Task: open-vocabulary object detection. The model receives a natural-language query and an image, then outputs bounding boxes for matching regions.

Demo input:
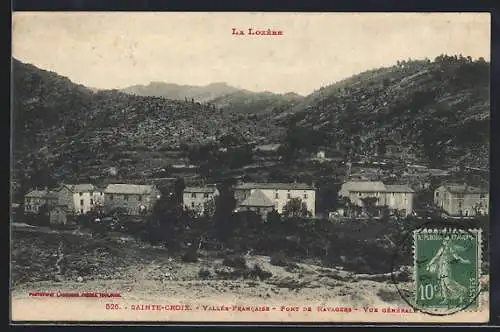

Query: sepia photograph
[10,12,491,323]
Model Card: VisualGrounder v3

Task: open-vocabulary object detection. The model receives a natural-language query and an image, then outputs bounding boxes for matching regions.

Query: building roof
[25,189,59,198]
[104,184,157,195]
[342,181,414,193]
[25,189,49,198]
[342,181,386,192]
[51,204,73,213]
[442,184,489,195]
[239,189,275,207]
[253,143,282,152]
[385,184,416,193]
[59,183,96,193]
[183,186,218,194]
[234,182,315,191]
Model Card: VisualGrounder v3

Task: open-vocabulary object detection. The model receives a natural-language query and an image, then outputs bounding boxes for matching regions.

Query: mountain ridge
[120,81,303,103]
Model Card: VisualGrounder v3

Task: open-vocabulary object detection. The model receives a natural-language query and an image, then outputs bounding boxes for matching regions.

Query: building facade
[104,184,161,216]
[339,181,415,216]
[24,189,59,214]
[49,205,74,225]
[233,182,316,217]
[235,189,275,220]
[55,184,105,215]
[182,186,219,216]
[434,184,489,216]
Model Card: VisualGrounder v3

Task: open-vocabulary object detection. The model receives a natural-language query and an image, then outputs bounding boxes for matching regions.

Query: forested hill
[278,55,490,168]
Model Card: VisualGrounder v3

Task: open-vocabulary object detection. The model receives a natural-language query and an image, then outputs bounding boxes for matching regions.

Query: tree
[202,197,217,218]
[376,140,387,156]
[173,177,186,205]
[339,196,356,217]
[36,203,50,226]
[146,192,185,250]
[213,185,237,241]
[282,198,310,218]
[360,196,379,217]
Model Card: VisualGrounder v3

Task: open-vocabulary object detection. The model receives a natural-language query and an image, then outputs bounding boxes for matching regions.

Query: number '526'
[106,303,120,310]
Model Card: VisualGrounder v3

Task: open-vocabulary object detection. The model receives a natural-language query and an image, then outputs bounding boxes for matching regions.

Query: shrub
[270,251,289,267]
[285,262,302,273]
[182,250,198,263]
[250,264,272,280]
[222,255,247,269]
[198,268,211,279]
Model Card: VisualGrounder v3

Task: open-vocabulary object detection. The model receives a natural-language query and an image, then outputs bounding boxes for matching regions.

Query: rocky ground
[10,226,489,322]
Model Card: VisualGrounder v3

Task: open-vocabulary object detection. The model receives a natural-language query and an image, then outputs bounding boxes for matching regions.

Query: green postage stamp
[414,228,482,312]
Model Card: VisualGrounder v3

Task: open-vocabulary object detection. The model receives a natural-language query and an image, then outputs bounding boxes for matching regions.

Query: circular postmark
[390,218,483,316]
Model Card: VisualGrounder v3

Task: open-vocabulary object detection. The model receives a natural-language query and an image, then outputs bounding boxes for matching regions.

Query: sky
[12,12,490,96]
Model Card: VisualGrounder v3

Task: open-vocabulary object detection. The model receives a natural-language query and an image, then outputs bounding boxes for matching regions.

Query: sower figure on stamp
[426,237,470,305]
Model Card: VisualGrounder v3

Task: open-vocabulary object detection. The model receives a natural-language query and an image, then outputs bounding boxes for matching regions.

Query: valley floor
[10,226,489,323]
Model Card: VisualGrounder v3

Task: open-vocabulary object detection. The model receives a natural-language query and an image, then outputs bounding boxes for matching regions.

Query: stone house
[339,180,415,216]
[434,184,489,216]
[104,184,161,216]
[235,189,275,220]
[55,184,105,215]
[24,188,59,214]
[233,182,316,217]
[182,186,219,216]
[49,205,74,225]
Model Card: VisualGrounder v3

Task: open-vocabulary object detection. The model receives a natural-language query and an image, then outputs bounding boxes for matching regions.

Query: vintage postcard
[10,12,491,323]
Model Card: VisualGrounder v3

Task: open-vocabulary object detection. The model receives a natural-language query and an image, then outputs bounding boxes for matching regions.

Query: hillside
[11,59,284,190]
[210,90,303,114]
[121,82,242,103]
[278,55,490,168]
[11,55,490,196]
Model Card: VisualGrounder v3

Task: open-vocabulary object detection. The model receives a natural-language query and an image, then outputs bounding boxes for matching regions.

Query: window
[100,192,103,196]
[457,193,464,199]
[287,193,291,199]
[90,199,94,205]
[109,194,114,201]
[138,195,142,201]
[191,202,195,208]
[191,193,196,198]
[480,193,485,199]
[358,192,362,197]
[80,199,84,206]
[458,202,463,209]
[79,192,83,196]
[435,192,439,197]
[275,193,279,199]
[204,193,209,198]
[80,209,84,214]
[304,193,308,199]
[124,195,128,201]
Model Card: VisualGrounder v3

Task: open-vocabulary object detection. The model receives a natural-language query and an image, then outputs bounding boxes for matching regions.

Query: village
[15,147,490,229]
